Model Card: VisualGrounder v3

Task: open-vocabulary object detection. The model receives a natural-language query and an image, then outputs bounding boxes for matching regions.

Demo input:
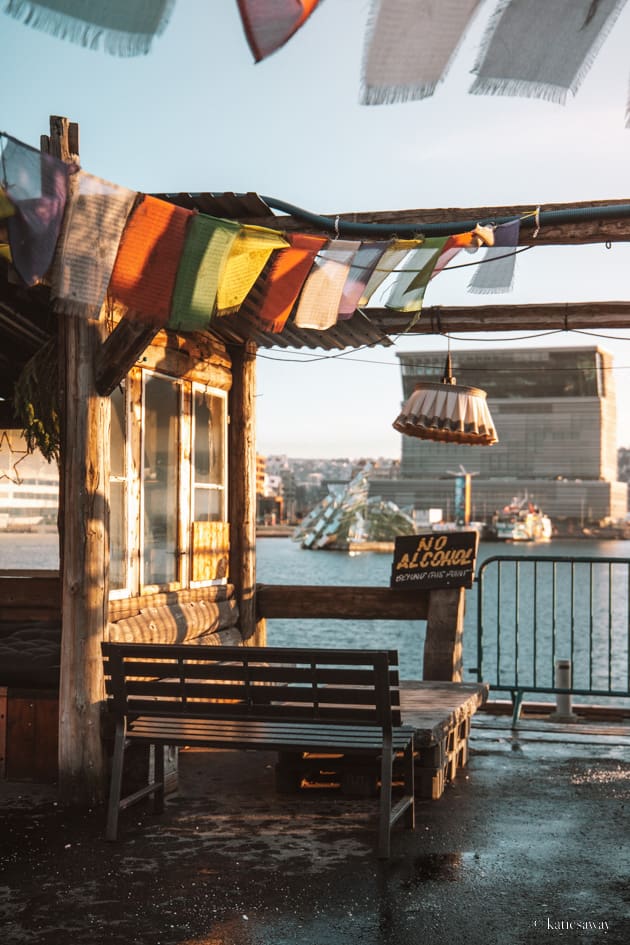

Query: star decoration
[0,430,29,484]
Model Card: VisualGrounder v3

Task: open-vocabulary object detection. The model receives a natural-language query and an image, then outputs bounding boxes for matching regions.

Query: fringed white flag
[2,0,175,56]
[294,240,360,329]
[470,0,627,105]
[52,170,137,318]
[361,0,481,105]
[468,219,520,295]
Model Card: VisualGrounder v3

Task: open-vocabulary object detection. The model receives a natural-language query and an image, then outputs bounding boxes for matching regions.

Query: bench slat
[127,715,415,752]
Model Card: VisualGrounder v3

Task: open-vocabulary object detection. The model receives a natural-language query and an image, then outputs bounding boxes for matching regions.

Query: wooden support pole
[367,301,630,336]
[423,587,466,682]
[228,341,260,643]
[51,116,109,805]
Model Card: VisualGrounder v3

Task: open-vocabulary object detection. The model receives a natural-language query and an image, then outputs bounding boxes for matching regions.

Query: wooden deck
[400,680,489,745]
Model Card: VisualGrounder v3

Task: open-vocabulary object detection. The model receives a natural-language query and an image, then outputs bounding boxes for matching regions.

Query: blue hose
[259,195,630,238]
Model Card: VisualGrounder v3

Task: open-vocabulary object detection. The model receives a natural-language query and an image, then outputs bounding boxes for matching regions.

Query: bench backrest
[102,642,402,731]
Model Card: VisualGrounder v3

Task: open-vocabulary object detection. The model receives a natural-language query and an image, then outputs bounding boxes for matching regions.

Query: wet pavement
[1,714,629,945]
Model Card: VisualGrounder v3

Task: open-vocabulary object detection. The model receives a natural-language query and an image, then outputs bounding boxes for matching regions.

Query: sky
[3,0,630,457]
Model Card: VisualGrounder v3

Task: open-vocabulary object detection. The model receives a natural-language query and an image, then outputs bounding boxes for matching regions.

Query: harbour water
[2,532,629,701]
[258,537,630,700]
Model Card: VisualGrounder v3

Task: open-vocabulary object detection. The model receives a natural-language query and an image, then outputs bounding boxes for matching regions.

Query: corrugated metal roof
[154,191,398,351]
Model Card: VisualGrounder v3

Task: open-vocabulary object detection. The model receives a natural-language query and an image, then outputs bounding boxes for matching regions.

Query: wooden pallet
[274,682,487,801]
[275,712,473,800]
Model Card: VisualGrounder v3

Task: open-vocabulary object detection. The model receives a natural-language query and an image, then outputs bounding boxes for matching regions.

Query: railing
[473,555,630,725]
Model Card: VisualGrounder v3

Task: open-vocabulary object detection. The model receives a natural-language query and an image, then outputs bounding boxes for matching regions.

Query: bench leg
[106,721,126,842]
[378,736,394,859]
[378,737,416,858]
[402,739,415,829]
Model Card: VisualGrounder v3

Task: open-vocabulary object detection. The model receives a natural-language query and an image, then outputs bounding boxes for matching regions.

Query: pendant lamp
[392,353,498,446]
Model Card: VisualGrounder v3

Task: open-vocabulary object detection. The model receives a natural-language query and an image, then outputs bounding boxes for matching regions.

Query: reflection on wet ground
[1,716,629,945]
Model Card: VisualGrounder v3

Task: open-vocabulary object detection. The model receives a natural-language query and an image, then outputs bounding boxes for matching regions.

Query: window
[108,369,228,597]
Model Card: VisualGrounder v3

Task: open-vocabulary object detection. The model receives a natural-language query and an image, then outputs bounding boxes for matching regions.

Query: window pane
[194,487,222,522]
[194,390,224,486]
[109,386,126,591]
[110,385,125,478]
[110,480,126,590]
[143,375,179,586]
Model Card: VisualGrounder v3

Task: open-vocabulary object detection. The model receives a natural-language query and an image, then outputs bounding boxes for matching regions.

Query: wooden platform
[400,680,489,799]
[276,681,489,800]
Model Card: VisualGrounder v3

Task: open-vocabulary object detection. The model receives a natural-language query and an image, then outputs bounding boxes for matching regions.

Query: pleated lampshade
[393,354,498,446]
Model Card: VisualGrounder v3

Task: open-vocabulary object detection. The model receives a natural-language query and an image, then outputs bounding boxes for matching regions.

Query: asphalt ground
[1,714,629,945]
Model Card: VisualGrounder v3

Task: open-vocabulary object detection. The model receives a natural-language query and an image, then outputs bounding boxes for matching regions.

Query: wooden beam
[228,341,258,642]
[241,198,630,245]
[369,301,630,335]
[423,587,466,682]
[51,116,109,806]
[256,584,430,621]
[95,314,158,396]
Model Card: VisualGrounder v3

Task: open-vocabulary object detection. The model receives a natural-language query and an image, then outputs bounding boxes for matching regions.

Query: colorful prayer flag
[470,0,626,105]
[216,224,288,316]
[384,238,449,317]
[256,232,327,332]
[0,133,74,286]
[338,241,389,317]
[237,0,321,61]
[468,218,520,294]
[52,169,137,318]
[294,239,360,329]
[0,186,16,218]
[2,0,175,56]
[169,214,240,331]
[108,194,192,326]
[358,239,422,306]
[361,0,480,104]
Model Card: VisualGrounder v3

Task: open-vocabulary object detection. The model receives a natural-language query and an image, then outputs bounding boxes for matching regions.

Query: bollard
[549,658,577,722]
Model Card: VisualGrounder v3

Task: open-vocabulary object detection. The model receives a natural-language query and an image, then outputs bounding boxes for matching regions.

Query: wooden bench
[101,642,416,858]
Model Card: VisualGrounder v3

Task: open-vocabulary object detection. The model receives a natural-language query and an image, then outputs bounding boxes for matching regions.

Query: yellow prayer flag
[217,225,288,315]
[0,187,16,218]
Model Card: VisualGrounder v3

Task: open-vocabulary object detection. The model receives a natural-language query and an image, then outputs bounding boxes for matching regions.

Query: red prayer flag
[108,195,192,326]
[237,0,321,61]
[256,232,326,332]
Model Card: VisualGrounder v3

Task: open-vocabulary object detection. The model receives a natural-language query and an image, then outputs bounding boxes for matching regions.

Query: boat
[490,497,552,542]
[0,454,59,532]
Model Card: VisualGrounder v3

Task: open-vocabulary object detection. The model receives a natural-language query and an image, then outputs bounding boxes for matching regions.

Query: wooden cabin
[2,116,629,805]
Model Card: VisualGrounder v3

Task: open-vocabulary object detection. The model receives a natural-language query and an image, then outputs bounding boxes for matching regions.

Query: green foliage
[13,337,60,463]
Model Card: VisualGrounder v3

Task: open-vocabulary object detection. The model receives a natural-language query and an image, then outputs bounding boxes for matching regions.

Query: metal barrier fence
[473,555,630,724]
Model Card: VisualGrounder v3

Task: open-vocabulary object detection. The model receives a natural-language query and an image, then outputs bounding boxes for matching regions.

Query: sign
[390,531,478,590]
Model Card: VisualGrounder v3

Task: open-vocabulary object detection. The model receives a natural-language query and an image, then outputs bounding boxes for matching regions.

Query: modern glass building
[372,346,627,528]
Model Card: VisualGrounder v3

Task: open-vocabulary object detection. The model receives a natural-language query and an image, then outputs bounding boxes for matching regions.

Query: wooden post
[423,587,466,682]
[50,116,109,805]
[228,341,262,643]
